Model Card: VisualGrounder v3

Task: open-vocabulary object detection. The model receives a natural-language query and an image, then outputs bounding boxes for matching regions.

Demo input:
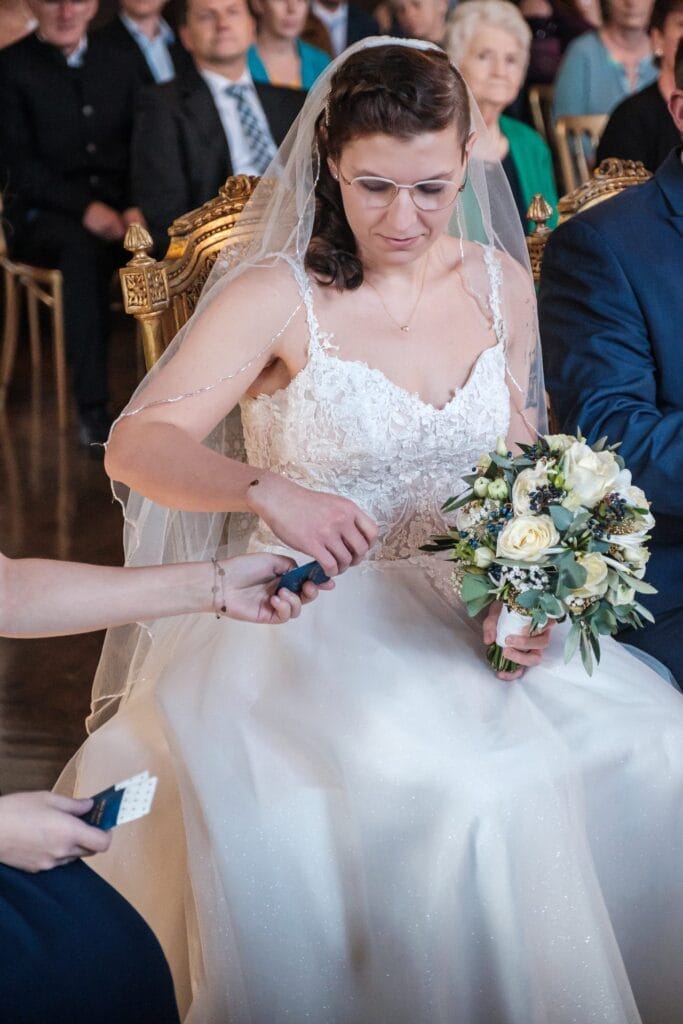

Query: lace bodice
[241,249,510,561]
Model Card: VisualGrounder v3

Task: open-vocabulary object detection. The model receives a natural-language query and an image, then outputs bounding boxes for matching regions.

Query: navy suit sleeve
[540,215,683,517]
[131,85,190,254]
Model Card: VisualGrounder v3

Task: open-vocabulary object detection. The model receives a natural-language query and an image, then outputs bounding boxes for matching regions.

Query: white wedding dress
[71,255,683,1024]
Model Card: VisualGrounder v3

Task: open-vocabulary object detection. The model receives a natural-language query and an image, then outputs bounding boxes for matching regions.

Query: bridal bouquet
[423,434,657,675]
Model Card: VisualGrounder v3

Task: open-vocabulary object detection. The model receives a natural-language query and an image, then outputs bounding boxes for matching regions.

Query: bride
[65,38,683,1024]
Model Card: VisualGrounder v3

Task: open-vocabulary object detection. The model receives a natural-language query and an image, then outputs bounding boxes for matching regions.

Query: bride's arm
[105,266,378,575]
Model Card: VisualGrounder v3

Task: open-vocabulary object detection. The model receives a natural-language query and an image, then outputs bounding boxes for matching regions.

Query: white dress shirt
[65,35,88,68]
[199,67,275,176]
[120,13,176,84]
[311,0,349,57]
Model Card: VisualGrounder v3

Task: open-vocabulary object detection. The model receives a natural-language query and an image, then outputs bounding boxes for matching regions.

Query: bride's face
[329,126,472,269]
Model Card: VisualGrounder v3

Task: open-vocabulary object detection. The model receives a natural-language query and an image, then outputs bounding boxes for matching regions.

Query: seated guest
[132,0,306,254]
[0,0,144,448]
[309,0,379,56]
[391,0,449,46]
[0,548,323,1024]
[553,0,657,122]
[597,0,683,170]
[94,0,193,84]
[447,0,559,232]
[520,0,598,86]
[248,0,331,89]
[539,38,683,686]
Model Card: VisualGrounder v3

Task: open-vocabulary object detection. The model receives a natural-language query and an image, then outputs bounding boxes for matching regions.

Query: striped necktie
[224,83,276,175]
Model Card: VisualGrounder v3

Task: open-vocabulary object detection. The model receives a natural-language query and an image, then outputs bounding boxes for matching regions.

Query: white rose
[496,515,560,562]
[473,546,495,568]
[561,442,620,510]
[512,463,550,515]
[544,433,575,454]
[614,470,655,530]
[570,553,609,600]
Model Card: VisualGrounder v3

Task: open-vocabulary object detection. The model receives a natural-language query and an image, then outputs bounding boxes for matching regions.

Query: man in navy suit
[539,38,683,686]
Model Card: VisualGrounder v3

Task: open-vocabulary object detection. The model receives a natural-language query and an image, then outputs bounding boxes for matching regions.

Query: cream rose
[512,463,550,515]
[496,515,559,562]
[570,553,609,600]
[544,433,575,454]
[561,442,620,511]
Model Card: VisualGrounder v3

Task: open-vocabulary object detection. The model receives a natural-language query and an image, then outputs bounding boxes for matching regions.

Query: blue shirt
[120,13,176,84]
[552,31,657,122]
[248,40,330,91]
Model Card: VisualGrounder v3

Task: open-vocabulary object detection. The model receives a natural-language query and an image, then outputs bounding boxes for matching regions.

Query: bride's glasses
[337,169,462,211]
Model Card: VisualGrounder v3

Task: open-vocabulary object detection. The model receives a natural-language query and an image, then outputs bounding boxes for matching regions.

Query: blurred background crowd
[1,0,680,446]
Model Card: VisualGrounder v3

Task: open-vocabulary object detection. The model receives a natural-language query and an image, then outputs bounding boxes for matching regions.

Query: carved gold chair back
[120,175,267,371]
[525,158,652,285]
[554,113,608,192]
[0,194,68,430]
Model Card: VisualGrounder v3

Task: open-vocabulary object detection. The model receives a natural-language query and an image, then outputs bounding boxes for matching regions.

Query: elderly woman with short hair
[447,0,559,230]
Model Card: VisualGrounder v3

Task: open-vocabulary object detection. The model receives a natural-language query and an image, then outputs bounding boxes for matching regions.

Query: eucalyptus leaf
[549,505,574,532]
[564,621,581,664]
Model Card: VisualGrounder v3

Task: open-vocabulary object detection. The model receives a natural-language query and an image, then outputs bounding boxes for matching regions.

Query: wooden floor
[0,316,140,793]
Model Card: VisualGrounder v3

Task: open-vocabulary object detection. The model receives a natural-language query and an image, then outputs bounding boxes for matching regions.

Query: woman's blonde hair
[446,0,532,71]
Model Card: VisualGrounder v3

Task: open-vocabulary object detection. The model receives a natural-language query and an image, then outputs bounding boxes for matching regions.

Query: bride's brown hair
[306,45,471,291]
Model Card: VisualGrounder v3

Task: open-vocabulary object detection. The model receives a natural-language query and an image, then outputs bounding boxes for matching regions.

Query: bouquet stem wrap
[487,606,530,674]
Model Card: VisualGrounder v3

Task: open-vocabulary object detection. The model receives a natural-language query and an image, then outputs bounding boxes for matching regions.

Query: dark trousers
[0,859,180,1024]
[15,211,124,414]
[618,606,683,689]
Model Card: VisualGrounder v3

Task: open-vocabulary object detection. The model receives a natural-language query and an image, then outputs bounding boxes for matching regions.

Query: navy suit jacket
[539,149,683,618]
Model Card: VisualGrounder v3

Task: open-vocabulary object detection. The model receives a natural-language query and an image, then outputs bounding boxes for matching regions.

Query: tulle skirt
[64,557,683,1023]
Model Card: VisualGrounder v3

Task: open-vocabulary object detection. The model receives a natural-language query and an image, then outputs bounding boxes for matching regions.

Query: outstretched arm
[0,551,326,638]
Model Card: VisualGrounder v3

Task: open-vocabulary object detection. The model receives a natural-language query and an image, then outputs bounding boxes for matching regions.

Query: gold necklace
[364,255,429,333]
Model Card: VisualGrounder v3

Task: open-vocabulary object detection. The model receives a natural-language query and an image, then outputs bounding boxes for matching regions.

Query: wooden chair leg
[51,277,69,432]
[0,267,20,411]
[27,286,41,375]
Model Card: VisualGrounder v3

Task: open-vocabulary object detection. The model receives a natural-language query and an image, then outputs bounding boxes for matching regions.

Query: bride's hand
[246,474,379,577]
[482,602,555,682]
[218,553,334,624]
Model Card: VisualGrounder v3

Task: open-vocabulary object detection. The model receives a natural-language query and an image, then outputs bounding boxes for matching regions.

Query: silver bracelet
[211,557,227,618]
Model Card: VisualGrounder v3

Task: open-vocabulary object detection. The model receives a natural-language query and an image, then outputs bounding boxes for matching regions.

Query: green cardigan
[499,114,559,231]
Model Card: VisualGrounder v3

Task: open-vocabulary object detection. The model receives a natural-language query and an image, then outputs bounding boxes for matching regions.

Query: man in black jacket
[131,0,306,254]
[0,0,143,447]
[94,0,193,84]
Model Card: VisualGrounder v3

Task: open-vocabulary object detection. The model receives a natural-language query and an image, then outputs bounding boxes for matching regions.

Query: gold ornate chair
[0,195,68,430]
[120,175,269,371]
[554,113,608,192]
[525,158,652,285]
